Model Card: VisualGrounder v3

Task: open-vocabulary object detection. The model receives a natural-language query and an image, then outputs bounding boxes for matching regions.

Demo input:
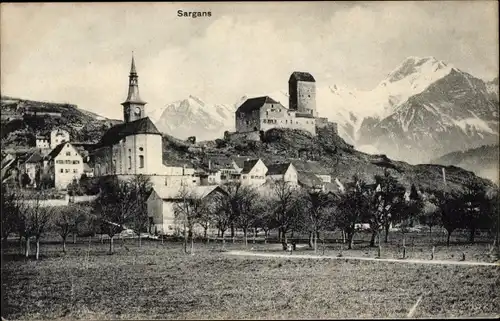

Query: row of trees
[173,170,499,253]
[2,169,498,258]
[1,175,152,258]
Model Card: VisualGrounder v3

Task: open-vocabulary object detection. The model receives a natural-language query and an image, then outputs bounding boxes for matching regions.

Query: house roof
[231,156,254,169]
[236,96,280,114]
[152,185,226,200]
[266,162,292,175]
[206,156,234,170]
[292,160,330,175]
[47,142,71,160]
[297,171,323,188]
[289,71,316,82]
[25,151,43,163]
[241,159,261,174]
[83,163,93,173]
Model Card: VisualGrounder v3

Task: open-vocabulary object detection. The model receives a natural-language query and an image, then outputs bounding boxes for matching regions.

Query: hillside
[1,96,121,149]
[161,126,498,195]
[431,144,499,184]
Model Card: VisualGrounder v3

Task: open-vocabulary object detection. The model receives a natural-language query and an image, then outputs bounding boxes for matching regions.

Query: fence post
[431,246,435,260]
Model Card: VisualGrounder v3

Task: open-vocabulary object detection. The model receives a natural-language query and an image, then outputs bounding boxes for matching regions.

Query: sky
[1,1,498,120]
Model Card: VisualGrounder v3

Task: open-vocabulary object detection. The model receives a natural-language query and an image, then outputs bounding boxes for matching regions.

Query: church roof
[289,72,316,82]
[130,55,137,75]
[236,96,281,114]
[99,117,161,147]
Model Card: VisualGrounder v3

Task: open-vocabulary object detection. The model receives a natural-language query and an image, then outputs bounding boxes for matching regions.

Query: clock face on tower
[134,107,141,116]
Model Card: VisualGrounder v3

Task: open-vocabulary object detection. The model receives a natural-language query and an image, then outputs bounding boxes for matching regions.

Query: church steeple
[122,53,147,122]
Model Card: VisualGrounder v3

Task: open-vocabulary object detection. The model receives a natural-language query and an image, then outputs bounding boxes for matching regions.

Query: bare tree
[210,191,232,248]
[303,189,331,253]
[1,184,22,244]
[270,180,304,249]
[16,194,53,260]
[53,204,88,253]
[174,186,209,254]
[128,175,152,247]
[334,175,370,250]
[93,178,138,254]
[368,170,406,245]
[235,185,260,248]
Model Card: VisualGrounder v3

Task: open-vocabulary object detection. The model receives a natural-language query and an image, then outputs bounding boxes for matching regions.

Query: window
[65,160,71,164]
[65,169,70,173]
[73,160,80,164]
[139,155,144,168]
[251,176,255,179]
[128,156,132,169]
[60,169,64,173]
[139,147,144,152]
[73,169,78,173]
[56,160,64,164]
[66,152,71,156]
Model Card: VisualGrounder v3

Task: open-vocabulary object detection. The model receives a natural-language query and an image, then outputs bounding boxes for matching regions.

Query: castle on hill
[234,72,337,137]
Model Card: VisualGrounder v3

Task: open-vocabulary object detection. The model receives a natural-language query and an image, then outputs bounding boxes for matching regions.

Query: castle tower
[288,71,316,117]
[122,55,147,122]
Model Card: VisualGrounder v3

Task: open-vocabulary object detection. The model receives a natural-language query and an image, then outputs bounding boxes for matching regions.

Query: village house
[240,159,268,186]
[45,142,84,189]
[292,160,332,184]
[23,150,44,187]
[147,184,227,235]
[50,129,70,149]
[35,135,50,150]
[265,162,298,186]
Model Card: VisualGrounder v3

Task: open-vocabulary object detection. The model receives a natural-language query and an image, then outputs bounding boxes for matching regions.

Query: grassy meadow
[1,231,499,320]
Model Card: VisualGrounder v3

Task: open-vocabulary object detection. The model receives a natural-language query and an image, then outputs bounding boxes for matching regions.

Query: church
[89,56,196,187]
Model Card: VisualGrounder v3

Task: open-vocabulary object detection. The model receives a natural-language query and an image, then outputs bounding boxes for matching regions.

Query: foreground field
[2,239,499,320]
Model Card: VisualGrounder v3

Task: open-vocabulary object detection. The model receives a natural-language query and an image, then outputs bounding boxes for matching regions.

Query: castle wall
[226,131,261,142]
[236,109,260,132]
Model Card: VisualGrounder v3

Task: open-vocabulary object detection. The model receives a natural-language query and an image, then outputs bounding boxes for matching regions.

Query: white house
[147,184,227,235]
[240,159,268,186]
[50,129,70,149]
[265,162,298,186]
[35,135,50,149]
[46,142,84,189]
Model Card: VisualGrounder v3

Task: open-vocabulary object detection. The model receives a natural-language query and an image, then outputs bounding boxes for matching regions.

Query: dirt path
[225,250,499,267]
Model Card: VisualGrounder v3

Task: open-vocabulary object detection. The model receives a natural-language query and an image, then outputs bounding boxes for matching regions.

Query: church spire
[130,52,137,75]
[122,54,147,122]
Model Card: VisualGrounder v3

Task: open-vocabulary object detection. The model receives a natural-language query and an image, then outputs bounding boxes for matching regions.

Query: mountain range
[150,56,499,166]
[431,144,499,184]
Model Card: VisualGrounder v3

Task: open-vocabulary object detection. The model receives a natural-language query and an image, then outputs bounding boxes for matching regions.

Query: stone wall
[226,131,261,142]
